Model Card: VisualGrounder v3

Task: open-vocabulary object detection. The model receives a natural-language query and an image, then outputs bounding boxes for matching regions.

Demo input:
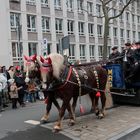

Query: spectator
[27,80,36,102]
[7,66,15,80]
[0,66,7,112]
[1,66,9,107]
[0,82,4,112]
[9,80,22,109]
[14,69,26,107]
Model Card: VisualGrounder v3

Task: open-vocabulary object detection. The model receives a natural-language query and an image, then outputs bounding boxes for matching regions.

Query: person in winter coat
[0,66,7,112]
[120,43,135,80]
[14,69,26,107]
[109,47,121,63]
[9,81,22,109]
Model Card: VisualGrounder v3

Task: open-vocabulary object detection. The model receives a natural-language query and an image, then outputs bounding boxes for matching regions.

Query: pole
[17,19,22,71]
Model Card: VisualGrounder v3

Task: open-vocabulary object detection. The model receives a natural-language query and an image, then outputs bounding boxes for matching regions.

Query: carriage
[24,53,140,131]
[105,64,140,105]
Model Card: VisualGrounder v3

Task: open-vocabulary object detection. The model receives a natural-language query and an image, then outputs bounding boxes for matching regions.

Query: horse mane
[48,53,64,79]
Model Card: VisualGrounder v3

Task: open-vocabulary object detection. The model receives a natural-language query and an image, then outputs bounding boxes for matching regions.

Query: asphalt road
[0,101,71,140]
[0,126,72,140]
[118,128,140,140]
[0,95,92,140]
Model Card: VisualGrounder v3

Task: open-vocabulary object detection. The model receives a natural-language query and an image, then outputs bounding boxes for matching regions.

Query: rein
[58,66,73,89]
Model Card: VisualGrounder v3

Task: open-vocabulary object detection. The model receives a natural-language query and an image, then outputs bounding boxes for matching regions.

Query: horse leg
[72,96,78,119]
[94,96,100,117]
[54,99,71,131]
[98,92,106,119]
[89,93,95,113]
[41,91,60,123]
[41,95,52,123]
[67,103,75,126]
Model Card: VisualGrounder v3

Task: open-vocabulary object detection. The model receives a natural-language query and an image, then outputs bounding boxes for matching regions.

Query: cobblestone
[42,106,140,140]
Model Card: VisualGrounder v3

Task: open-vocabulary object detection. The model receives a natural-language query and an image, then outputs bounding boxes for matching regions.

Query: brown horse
[37,53,108,131]
[24,55,62,122]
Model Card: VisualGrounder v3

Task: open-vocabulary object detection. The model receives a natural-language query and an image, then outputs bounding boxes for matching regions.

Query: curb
[41,124,80,140]
[108,124,140,140]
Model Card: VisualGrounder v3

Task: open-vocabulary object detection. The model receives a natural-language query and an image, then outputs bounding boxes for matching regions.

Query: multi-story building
[0,0,140,67]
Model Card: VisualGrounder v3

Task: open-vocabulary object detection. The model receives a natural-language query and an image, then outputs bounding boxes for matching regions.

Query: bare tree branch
[109,0,134,20]
[105,0,113,5]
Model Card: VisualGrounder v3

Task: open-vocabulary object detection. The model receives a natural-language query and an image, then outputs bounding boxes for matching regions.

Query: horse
[24,55,61,123]
[37,53,108,131]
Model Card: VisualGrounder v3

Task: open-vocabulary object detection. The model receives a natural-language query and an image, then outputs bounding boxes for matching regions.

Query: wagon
[105,64,140,105]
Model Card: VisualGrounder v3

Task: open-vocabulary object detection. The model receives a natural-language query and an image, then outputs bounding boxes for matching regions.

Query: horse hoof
[95,110,99,116]
[98,113,104,119]
[53,125,61,132]
[68,120,75,126]
[40,120,48,124]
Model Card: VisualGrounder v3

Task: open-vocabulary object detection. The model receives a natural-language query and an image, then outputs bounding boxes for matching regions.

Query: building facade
[0,0,140,67]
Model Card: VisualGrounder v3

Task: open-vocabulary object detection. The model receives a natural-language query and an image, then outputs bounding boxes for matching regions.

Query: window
[98,45,103,58]
[88,23,94,36]
[113,27,117,37]
[108,27,110,37]
[78,22,84,35]
[42,16,50,32]
[41,0,48,7]
[97,25,102,37]
[27,15,36,32]
[26,0,36,5]
[133,31,136,40]
[119,0,123,3]
[112,9,117,16]
[127,30,130,39]
[55,18,63,33]
[138,32,140,40]
[69,44,75,60]
[66,0,73,11]
[12,42,23,61]
[77,0,83,13]
[132,14,135,22]
[138,16,140,23]
[67,20,74,34]
[28,43,37,56]
[89,45,94,59]
[79,44,86,60]
[54,0,61,9]
[119,13,124,21]
[120,28,124,38]
[43,44,51,56]
[56,44,60,53]
[126,12,130,21]
[87,2,93,15]
[96,4,101,16]
[10,13,20,30]
[107,46,111,56]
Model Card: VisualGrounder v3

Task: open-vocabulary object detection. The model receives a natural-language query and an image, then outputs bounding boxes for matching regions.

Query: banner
[104,64,125,88]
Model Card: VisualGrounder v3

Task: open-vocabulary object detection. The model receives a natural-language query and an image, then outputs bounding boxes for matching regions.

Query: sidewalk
[42,106,140,140]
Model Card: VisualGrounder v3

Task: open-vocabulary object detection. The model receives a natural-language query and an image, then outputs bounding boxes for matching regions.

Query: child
[28,81,36,102]
[9,81,22,109]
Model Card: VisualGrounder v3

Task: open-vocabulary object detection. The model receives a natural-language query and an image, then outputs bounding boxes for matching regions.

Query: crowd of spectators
[0,65,44,112]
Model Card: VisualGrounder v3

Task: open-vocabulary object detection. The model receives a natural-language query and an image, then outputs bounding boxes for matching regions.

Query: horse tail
[105,75,113,109]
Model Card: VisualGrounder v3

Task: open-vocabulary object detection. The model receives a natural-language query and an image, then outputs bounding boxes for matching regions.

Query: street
[1,98,140,140]
[0,101,71,140]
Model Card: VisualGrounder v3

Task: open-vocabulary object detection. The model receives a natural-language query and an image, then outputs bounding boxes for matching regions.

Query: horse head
[37,53,65,89]
[24,54,39,82]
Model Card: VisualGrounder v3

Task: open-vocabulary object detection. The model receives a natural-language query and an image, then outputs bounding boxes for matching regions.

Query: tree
[97,0,135,59]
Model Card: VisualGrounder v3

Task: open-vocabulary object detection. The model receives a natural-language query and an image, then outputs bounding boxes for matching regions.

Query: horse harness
[57,65,100,98]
